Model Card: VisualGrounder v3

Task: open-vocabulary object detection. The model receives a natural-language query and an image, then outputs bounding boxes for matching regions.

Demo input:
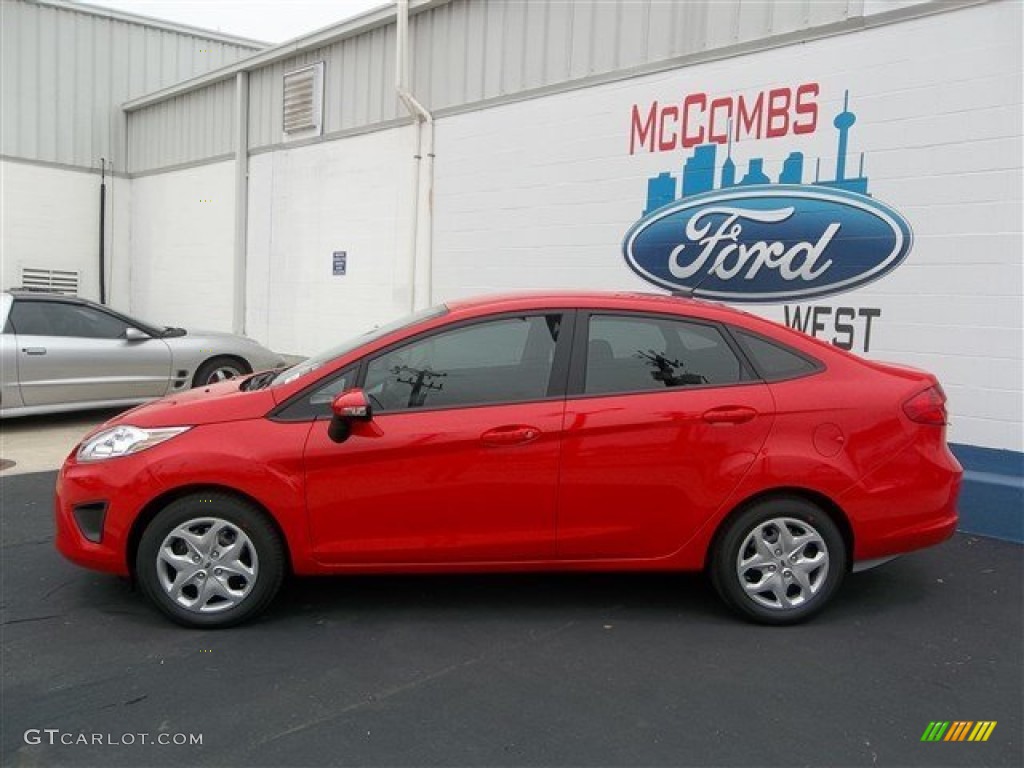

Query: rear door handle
[21,347,47,355]
[702,406,758,425]
[480,425,541,446]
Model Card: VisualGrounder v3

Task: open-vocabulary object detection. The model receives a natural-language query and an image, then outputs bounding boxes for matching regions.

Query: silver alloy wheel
[736,516,829,611]
[156,517,259,613]
[205,365,242,383]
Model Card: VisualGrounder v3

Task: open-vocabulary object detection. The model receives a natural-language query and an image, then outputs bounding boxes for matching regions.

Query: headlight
[77,425,191,462]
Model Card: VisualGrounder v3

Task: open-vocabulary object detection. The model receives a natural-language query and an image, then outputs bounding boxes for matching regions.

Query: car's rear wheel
[711,497,847,625]
[136,494,284,628]
[193,356,249,387]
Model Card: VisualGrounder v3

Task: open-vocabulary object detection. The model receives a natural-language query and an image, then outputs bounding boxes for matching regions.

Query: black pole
[99,159,106,304]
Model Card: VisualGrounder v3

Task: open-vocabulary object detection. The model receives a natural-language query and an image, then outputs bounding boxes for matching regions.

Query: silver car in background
[0,291,285,418]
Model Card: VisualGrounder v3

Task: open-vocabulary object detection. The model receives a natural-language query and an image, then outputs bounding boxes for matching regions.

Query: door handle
[480,425,541,446]
[21,347,47,355]
[702,406,758,425]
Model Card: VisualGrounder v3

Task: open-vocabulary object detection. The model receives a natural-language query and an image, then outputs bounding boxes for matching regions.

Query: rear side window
[734,330,820,381]
[585,315,745,395]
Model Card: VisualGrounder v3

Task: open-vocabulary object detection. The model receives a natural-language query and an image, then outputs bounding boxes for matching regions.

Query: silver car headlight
[77,425,191,462]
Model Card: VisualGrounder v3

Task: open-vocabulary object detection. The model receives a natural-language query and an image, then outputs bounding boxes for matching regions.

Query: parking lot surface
[0,410,120,476]
[2,469,1022,767]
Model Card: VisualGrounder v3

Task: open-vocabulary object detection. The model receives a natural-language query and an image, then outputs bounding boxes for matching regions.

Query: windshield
[270,304,449,387]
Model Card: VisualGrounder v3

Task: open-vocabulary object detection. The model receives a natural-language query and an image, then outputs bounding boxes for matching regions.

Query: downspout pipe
[395,0,434,311]
[98,159,106,304]
[233,71,249,334]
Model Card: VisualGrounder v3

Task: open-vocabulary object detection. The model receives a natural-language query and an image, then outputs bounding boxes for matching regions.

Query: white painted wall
[129,161,236,331]
[433,1,1023,452]
[245,126,413,356]
[0,159,129,310]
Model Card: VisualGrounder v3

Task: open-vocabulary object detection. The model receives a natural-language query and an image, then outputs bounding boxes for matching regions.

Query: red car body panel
[55,292,962,580]
[557,383,774,560]
[304,401,564,563]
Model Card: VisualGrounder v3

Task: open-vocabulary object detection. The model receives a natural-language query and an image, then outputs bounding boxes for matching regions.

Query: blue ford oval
[623,185,913,303]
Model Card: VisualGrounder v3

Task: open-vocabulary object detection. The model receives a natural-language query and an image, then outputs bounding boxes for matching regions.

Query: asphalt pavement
[2,470,1022,767]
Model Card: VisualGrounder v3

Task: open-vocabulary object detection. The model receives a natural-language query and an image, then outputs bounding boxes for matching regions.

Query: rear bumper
[840,437,962,561]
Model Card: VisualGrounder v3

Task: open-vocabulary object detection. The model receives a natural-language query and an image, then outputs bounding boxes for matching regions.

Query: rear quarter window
[733,329,822,381]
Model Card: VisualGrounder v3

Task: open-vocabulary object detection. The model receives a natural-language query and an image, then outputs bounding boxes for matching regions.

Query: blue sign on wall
[332,251,347,276]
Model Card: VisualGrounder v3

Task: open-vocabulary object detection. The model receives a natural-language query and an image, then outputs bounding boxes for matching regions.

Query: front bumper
[55,454,160,576]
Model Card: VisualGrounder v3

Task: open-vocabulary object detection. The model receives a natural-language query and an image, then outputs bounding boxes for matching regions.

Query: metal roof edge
[122,0,451,113]
[28,0,270,48]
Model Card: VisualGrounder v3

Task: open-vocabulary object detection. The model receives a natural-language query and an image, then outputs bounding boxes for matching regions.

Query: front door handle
[21,347,47,355]
[480,425,541,446]
[702,406,758,425]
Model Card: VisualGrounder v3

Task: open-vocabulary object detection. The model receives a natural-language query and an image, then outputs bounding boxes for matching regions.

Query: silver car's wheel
[193,356,250,388]
[736,517,829,610]
[206,365,242,383]
[137,493,284,628]
[156,517,259,614]
[711,497,846,625]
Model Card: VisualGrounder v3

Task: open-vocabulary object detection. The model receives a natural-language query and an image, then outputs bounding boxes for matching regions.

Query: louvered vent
[20,267,79,296]
[283,62,324,136]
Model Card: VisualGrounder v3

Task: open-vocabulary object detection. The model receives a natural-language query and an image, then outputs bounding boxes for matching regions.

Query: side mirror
[328,388,372,443]
[124,327,149,341]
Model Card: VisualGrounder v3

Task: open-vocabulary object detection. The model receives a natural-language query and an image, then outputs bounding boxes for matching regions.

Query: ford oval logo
[622,185,913,303]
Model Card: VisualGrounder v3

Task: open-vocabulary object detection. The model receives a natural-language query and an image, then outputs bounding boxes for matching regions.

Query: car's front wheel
[136,494,284,628]
[193,356,250,387]
[711,497,847,625]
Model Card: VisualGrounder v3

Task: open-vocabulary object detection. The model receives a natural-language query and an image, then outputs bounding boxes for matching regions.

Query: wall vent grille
[283,62,324,136]
[20,267,80,296]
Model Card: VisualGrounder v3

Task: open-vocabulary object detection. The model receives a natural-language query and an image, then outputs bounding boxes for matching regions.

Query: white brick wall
[130,161,236,332]
[433,1,1023,452]
[245,127,414,356]
[0,160,129,309]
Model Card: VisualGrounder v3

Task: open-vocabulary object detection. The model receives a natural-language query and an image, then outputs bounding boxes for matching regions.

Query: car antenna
[671,268,716,300]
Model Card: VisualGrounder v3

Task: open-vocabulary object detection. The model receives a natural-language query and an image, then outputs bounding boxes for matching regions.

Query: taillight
[903,385,947,425]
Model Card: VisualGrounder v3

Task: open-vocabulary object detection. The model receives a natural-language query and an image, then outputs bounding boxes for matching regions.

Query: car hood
[108,378,278,429]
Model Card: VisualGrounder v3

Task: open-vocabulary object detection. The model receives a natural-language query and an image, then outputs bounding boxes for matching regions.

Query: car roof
[442,290,762,326]
[5,289,91,305]
[445,290,710,313]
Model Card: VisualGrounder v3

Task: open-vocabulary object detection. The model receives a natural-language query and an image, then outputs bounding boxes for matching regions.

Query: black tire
[710,497,847,625]
[193,356,250,387]
[136,493,285,628]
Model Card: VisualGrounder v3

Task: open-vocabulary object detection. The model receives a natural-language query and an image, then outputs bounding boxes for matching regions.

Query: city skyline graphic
[643,90,870,216]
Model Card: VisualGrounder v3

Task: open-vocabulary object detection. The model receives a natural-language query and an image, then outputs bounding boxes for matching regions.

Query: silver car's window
[9,301,129,339]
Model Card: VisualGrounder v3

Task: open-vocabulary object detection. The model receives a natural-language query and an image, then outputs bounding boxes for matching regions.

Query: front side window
[585,315,744,395]
[365,314,563,411]
[272,368,356,421]
[10,301,129,339]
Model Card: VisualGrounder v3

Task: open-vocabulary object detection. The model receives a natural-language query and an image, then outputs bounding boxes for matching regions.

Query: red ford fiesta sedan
[56,292,961,627]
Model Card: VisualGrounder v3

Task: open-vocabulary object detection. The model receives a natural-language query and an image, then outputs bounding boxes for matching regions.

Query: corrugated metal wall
[249,0,861,150]
[0,0,260,171]
[129,0,864,170]
[409,0,857,111]
[248,26,401,150]
[128,79,237,174]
